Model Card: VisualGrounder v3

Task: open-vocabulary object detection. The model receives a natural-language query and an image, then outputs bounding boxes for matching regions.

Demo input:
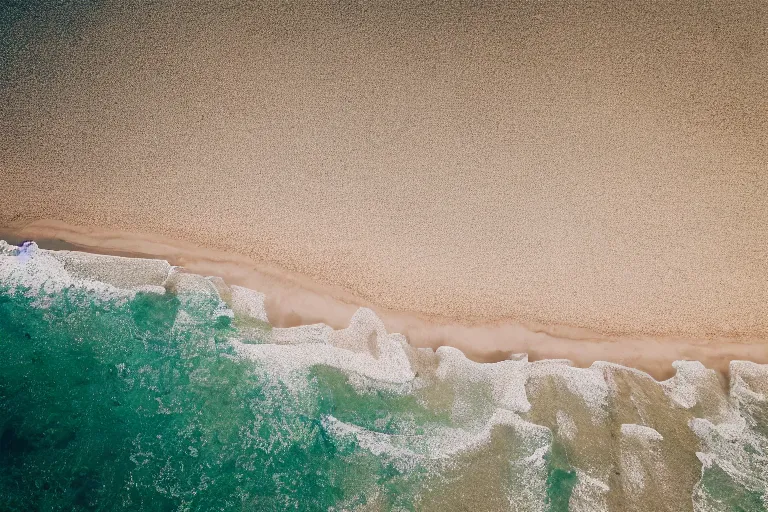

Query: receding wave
[1,241,766,511]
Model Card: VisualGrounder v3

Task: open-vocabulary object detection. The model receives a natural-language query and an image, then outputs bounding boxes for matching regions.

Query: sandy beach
[4,3,768,510]
[2,219,766,380]
[2,1,767,377]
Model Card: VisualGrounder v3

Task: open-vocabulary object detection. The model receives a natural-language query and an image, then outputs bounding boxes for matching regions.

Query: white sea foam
[569,469,610,512]
[269,324,333,345]
[688,361,768,510]
[234,308,416,386]
[49,250,171,289]
[691,413,768,510]
[0,241,137,305]
[435,346,531,414]
[730,360,768,403]
[164,270,234,320]
[322,404,553,511]
[556,410,577,440]
[662,360,724,410]
[620,424,664,442]
[229,284,269,322]
[4,240,768,509]
[526,360,610,423]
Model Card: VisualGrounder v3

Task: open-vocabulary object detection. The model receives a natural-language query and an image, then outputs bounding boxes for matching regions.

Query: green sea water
[0,242,766,511]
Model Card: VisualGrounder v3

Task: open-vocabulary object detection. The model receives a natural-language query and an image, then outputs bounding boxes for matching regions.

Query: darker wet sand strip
[2,219,766,380]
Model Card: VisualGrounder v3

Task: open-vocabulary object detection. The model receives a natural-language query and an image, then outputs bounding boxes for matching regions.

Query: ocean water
[0,241,766,511]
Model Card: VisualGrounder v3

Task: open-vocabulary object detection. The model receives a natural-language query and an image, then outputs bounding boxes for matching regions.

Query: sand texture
[2,1,767,344]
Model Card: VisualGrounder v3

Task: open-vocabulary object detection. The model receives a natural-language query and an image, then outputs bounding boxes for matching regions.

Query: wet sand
[2,219,766,380]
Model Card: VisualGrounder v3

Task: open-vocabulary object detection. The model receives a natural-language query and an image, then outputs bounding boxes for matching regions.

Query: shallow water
[0,241,766,511]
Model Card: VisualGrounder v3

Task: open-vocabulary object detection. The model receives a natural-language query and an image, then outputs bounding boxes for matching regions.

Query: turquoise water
[0,242,766,511]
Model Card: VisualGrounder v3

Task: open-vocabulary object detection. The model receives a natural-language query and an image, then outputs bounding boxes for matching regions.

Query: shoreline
[2,218,766,380]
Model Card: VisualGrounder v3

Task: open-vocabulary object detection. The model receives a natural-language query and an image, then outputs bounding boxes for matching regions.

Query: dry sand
[1,1,767,372]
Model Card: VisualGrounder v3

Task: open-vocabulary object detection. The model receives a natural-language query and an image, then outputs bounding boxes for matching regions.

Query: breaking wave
[0,241,766,511]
